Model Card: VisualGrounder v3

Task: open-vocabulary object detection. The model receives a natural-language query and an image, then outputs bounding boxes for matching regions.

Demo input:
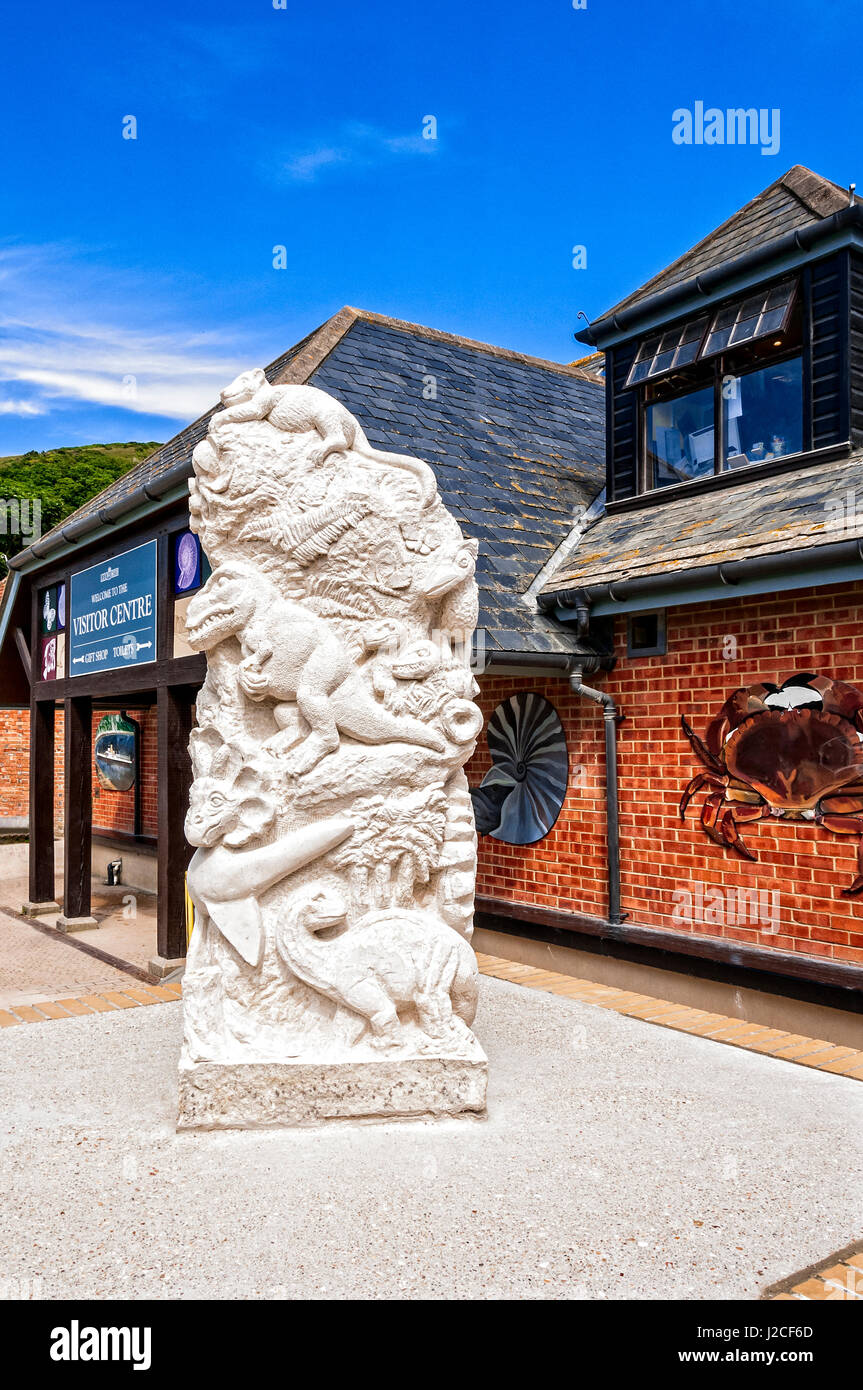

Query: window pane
[722,356,803,469]
[701,280,798,360]
[646,385,715,488]
[704,325,733,355]
[728,315,760,345]
[628,358,653,385]
[673,339,701,367]
[764,283,793,310]
[757,307,787,335]
[737,293,764,321]
[680,315,709,344]
[712,304,738,329]
[633,335,661,364]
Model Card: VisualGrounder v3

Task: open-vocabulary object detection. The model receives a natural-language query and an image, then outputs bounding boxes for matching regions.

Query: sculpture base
[177,1046,488,1130]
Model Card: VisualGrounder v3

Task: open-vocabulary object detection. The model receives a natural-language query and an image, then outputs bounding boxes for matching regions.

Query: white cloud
[276,122,436,184]
[0,398,45,417]
[0,243,252,422]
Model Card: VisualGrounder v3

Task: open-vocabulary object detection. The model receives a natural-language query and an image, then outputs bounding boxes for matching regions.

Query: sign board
[69,541,158,676]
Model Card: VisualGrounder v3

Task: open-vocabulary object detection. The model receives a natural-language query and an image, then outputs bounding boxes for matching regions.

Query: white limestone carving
[178,372,487,1127]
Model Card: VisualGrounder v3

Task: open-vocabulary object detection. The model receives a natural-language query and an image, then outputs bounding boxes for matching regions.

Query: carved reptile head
[300,889,349,933]
[185,739,276,849]
[418,538,478,599]
[185,565,261,651]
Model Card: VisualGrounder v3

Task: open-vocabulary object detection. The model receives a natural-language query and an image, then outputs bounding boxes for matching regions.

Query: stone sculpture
[177,373,487,1128]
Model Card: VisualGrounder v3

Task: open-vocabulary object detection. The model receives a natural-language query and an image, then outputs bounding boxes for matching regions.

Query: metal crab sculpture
[680,673,863,897]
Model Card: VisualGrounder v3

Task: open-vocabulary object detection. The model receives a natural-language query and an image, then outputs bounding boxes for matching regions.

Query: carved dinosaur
[275,890,478,1049]
[185,565,447,775]
[211,369,437,507]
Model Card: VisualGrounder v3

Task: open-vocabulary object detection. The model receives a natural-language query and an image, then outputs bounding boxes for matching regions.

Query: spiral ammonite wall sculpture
[470,691,569,845]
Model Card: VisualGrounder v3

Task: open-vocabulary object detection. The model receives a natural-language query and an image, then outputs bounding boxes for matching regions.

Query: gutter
[538,534,863,617]
[9,459,193,573]
[577,204,863,347]
[481,649,589,677]
[569,668,624,926]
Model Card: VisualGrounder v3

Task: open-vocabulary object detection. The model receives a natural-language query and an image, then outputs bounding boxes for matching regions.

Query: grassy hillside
[0,442,162,572]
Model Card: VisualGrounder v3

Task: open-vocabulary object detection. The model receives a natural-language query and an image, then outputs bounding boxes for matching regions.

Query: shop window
[173,530,209,594]
[172,530,210,659]
[627,610,666,658]
[38,584,64,681]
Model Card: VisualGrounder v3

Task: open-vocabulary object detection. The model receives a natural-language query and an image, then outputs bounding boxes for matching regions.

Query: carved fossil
[238,493,373,566]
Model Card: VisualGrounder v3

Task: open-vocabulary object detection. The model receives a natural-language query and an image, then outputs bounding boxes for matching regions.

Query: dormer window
[631,277,803,490]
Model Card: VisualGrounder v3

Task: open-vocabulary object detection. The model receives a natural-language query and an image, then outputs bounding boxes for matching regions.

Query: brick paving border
[0,902,153,994]
[476,952,863,1082]
[0,980,181,1027]
[762,1239,863,1300]
[1,952,860,1092]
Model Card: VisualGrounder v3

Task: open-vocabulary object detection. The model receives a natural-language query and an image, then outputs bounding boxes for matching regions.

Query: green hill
[0,442,162,572]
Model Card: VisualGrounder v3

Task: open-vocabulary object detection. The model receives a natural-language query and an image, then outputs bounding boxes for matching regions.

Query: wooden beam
[63,695,93,920]
[14,627,31,684]
[32,653,206,702]
[157,684,195,961]
[475,895,863,998]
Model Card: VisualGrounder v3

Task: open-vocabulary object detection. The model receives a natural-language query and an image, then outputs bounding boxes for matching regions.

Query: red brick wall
[90,709,158,838]
[0,707,30,820]
[469,581,863,968]
[0,705,157,837]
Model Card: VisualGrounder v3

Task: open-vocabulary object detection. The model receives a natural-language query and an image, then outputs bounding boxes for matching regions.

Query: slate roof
[24,308,606,658]
[602,165,855,320]
[542,450,863,593]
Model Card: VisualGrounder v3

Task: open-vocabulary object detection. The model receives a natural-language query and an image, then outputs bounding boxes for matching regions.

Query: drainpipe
[569,667,624,926]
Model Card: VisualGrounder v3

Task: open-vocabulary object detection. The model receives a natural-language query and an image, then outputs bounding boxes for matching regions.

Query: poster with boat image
[94,714,137,792]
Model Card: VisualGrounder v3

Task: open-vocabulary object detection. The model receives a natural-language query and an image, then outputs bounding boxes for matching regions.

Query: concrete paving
[1,975,861,1300]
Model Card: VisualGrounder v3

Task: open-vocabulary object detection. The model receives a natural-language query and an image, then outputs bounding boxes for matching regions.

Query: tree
[0,442,162,573]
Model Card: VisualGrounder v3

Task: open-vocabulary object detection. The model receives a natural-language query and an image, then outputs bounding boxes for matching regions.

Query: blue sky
[1,0,859,453]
